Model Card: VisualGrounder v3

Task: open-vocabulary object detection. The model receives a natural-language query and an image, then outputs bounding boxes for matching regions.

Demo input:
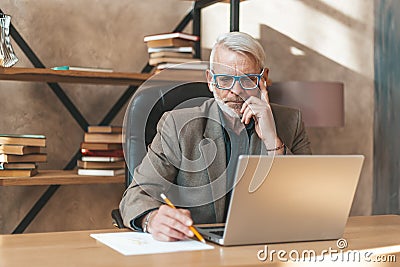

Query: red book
[81,149,124,157]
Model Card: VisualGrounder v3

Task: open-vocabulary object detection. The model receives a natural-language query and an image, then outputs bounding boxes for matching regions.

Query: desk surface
[1,215,399,267]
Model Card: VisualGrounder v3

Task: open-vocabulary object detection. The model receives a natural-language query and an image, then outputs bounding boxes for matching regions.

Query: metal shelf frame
[0,0,241,234]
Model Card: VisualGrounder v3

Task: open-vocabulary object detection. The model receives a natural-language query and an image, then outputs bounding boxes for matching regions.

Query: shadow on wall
[259,23,367,82]
[258,23,373,216]
[299,0,367,33]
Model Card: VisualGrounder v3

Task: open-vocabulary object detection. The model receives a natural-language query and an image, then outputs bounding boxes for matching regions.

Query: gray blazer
[120,99,311,229]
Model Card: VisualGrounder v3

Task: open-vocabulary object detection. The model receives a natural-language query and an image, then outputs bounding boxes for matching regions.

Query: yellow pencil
[160,193,206,244]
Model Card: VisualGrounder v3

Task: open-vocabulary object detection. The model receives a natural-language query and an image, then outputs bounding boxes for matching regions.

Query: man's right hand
[145,205,195,242]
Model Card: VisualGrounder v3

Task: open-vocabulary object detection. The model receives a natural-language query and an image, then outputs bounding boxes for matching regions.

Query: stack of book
[144,32,201,70]
[0,134,47,177]
[78,126,125,176]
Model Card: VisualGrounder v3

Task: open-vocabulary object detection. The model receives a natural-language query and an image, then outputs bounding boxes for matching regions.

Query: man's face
[207,46,262,116]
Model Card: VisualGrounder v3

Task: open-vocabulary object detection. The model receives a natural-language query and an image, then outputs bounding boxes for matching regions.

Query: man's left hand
[240,72,284,152]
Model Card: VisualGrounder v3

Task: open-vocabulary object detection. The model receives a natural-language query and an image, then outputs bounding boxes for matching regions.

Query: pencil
[160,193,206,244]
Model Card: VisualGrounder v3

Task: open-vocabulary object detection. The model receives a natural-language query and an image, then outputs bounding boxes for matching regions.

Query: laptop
[196,155,364,246]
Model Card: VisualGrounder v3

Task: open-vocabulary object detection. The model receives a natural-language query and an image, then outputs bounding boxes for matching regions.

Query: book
[156,62,209,70]
[80,142,123,150]
[0,153,47,163]
[0,145,41,155]
[146,38,195,48]
[0,168,38,177]
[87,126,122,134]
[149,57,200,66]
[81,156,124,162]
[148,46,194,53]
[144,32,199,42]
[150,51,193,59]
[77,168,125,176]
[77,160,125,169]
[153,68,207,82]
[84,133,122,144]
[0,162,37,170]
[0,134,46,147]
[81,149,124,157]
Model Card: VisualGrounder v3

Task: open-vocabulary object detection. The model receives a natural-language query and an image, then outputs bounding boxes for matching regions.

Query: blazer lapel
[199,101,227,223]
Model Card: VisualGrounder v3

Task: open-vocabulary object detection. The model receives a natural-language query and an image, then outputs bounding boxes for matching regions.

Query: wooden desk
[1,215,399,267]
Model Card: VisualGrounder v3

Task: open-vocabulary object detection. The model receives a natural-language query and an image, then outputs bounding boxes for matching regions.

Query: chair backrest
[124,80,344,187]
[124,82,213,187]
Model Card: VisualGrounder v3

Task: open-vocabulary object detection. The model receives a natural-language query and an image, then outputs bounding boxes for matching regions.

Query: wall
[374,0,400,214]
[0,0,375,234]
[0,0,193,234]
[201,0,374,215]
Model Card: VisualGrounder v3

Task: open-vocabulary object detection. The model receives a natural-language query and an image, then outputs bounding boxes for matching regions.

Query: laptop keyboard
[210,230,224,237]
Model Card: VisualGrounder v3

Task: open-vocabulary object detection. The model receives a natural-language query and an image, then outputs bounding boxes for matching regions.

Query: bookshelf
[0,170,124,186]
[0,66,145,234]
[0,67,148,185]
[0,0,242,234]
[0,67,151,85]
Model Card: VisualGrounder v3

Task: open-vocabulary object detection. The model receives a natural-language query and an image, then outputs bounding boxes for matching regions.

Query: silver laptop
[197,155,364,246]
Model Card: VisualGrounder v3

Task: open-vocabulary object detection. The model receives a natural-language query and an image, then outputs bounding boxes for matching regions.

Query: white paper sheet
[90,232,214,256]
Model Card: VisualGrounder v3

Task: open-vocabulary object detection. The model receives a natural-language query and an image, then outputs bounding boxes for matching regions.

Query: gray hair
[209,32,266,70]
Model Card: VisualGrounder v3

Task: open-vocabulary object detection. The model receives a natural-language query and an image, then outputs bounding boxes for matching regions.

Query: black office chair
[111,82,213,228]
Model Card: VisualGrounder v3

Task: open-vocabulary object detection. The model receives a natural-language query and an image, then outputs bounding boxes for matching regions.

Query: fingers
[240,96,268,124]
[156,223,188,241]
[257,81,270,104]
[261,90,270,104]
[259,69,270,104]
[152,232,180,242]
[241,104,254,124]
[149,205,194,242]
[155,232,179,242]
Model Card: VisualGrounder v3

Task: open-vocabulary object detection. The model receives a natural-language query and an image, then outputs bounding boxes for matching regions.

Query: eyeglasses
[210,69,264,90]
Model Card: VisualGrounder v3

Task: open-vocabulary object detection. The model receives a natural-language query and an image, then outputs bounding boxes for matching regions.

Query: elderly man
[120,32,311,242]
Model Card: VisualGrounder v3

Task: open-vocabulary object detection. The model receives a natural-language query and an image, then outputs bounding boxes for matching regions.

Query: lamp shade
[268,81,344,127]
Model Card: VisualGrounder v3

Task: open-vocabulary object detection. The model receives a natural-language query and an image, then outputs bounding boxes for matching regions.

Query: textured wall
[0,0,375,234]
[374,0,400,214]
[202,0,374,215]
[0,0,192,234]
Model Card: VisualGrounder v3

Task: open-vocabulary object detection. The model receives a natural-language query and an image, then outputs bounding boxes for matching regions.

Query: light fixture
[0,13,18,67]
